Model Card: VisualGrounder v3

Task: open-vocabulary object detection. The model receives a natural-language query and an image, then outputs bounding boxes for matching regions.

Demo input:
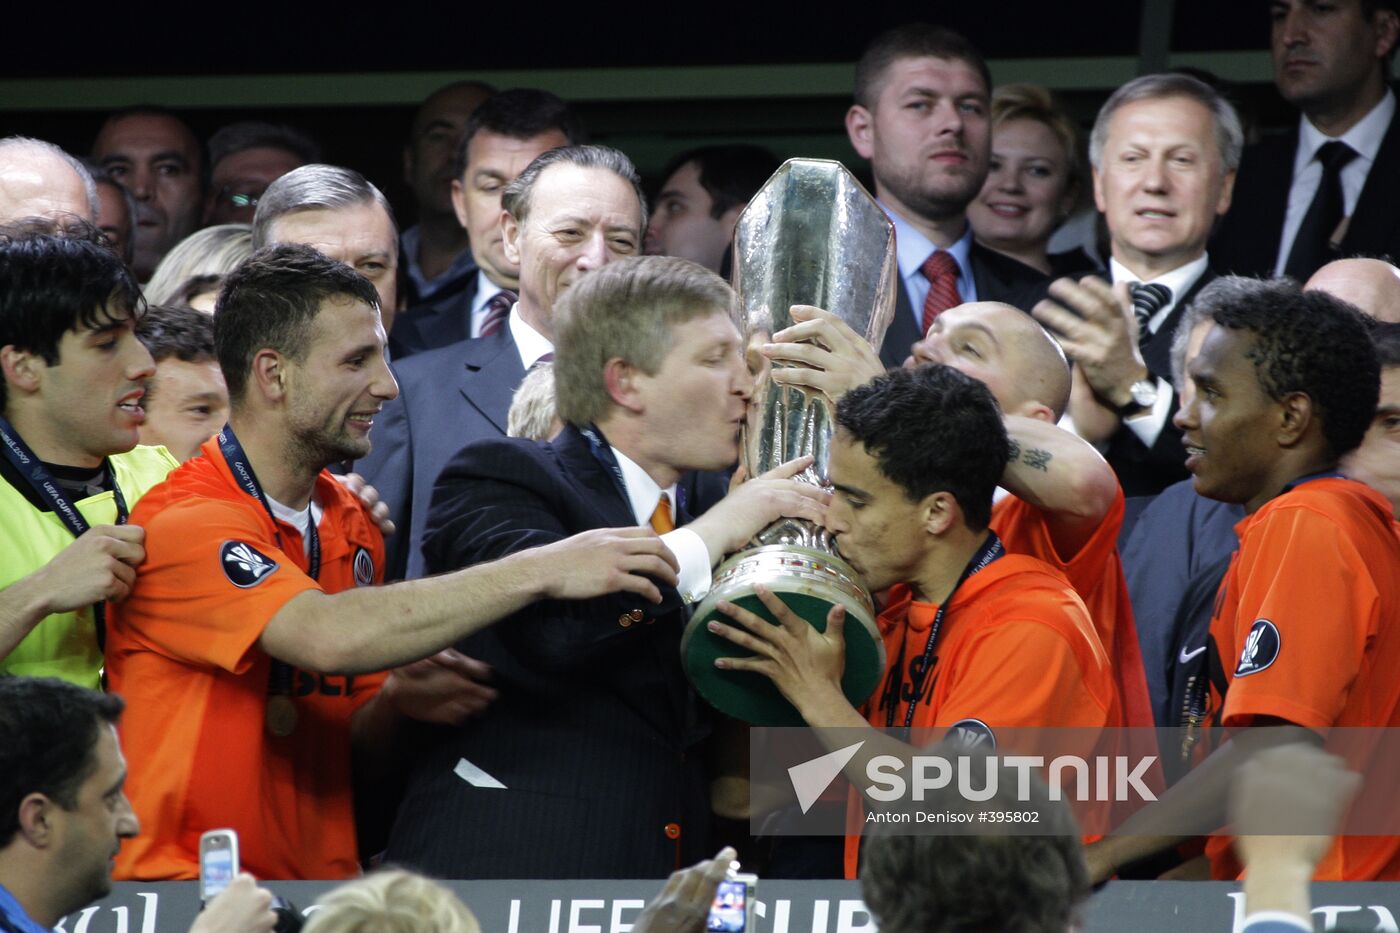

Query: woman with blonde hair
[143,223,253,308]
[301,870,481,933]
[968,83,1096,277]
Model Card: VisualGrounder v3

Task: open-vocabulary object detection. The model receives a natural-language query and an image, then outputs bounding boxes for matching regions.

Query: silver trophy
[682,159,897,725]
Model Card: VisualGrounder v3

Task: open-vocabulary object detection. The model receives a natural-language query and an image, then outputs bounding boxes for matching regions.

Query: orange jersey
[844,554,1121,877]
[992,491,1154,728]
[1204,477,1400,880]
[108,436,386,881]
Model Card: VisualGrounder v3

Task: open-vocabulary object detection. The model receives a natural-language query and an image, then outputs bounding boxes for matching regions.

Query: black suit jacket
[1210,107,1400,278]
[1104,268,1217,498]
[384,425,720,879]
[879,242,1052,368]
[390,271,481,359]
[356,327,526,580]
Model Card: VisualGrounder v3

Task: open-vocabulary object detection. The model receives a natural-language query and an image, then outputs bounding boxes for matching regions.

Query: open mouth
[986,203,1029,218]
[117,392,146,422]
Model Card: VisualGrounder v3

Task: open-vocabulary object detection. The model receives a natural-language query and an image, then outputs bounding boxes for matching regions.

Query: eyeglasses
[214,187,263,210]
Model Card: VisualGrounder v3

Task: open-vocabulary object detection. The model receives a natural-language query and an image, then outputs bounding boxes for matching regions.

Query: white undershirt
[267,495,323,558]
[611,446,714,604]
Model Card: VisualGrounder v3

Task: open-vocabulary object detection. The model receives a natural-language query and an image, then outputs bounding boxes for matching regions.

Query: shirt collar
[1297,88,1395,169]
[0,883,53,933]
[882,201,975,283]
[507,304,554,369]
[610,445,678,526]
[470,269,502,318]
[1109,253,1209,295]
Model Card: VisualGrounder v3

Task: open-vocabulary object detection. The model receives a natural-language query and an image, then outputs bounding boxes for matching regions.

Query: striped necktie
[479,289,517,338]
[1130,283,1172,347]
[920,251,963,336]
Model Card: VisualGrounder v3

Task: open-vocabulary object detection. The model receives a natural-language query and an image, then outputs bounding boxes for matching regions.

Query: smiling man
[1090,276,1400,882]
[1033,73,1241,497]
[0,223,174,689]
[384,255,827,879]
[107,244,684,880]
[135,306,229,463]
[846,24,1050,368]
[359,144,644,580]
[92,109,204,281]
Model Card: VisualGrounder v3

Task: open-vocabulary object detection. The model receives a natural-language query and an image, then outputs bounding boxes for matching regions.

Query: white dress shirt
[507,304,554,370]
[611,447,713,603]
[1109,254,1210,448]
[1274,89,1396,276]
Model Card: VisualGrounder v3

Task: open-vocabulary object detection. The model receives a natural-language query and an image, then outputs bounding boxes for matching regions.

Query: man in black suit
[391,89,579,357]
[1033,74,1241,497]
[845,24,1051,369]
[359,144,644,580]
[384,255,827,878]
[1211,0,1400,280]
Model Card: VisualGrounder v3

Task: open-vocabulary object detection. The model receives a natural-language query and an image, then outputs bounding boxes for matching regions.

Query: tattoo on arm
[1021,447,1052,472]
[1008,439,1021,461]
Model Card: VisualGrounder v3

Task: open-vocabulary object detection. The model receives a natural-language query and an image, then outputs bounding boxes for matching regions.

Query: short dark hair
[454,88,583,179]
[859,749,1089,933]
[1373,321,1400,368]
[215,243,380,404]
[658,145,780,220]
[0,220,144,410]
[207,121,321,172]
[93,105,205,178]
[136,304,216,365]
[1196,276,1380,458]
[835,365,1009,531]
[0,676,124,849]
[854,23,991,110]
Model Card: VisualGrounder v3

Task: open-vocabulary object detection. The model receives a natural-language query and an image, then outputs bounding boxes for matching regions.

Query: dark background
[0,1,1286,224]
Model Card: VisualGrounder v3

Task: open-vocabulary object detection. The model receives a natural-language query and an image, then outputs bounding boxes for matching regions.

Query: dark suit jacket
[1210,107,1400,278]
[384,425,719,879]
[356,327,526,580]
[1104,268,1217,498]
[879,242,1052,368]
[389,271,481,359]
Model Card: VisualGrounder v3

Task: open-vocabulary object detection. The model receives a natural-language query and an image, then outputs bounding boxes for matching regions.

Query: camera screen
[706,879,748,932]
[202,847,234,898]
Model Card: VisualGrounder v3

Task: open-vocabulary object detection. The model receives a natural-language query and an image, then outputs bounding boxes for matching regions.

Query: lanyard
[216,426,320,579]
[885,532,1005,733]
[0,414,127,650]
[217,425,318,702]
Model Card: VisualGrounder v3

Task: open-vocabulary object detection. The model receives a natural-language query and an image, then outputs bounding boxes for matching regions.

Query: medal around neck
[683,159,895,726]
[265,694,298,738]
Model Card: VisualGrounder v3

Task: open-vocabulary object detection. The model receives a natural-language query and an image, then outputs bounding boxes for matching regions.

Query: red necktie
[479,290,516,338]
[920,251,963,337]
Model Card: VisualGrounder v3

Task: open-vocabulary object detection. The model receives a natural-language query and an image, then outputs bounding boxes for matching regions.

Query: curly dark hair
[0,676,124,848]
[835,364,1009,531]
[1195,276,1379,457]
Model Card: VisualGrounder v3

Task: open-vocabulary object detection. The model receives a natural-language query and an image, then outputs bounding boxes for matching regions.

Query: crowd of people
[2,3,1400,931]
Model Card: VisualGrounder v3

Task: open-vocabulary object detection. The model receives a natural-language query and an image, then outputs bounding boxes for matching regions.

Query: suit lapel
[880,279,921,369]
[551,425,636,528]
[1343,109,1400,252]
[457,330,527,434]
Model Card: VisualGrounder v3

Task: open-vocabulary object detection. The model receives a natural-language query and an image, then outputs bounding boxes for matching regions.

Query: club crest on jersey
[945,718,996,751]
[1235,619,1280,677]
[353,547,374,587]
[221,541,279,588]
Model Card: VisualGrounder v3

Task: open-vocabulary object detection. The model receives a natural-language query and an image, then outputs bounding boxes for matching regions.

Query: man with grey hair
[384,254,826,879]
[252,163,400,333]
[1033,73,1240,497]
[0,137,96,224]
[358,144,647,580]
[204,121,320,225]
